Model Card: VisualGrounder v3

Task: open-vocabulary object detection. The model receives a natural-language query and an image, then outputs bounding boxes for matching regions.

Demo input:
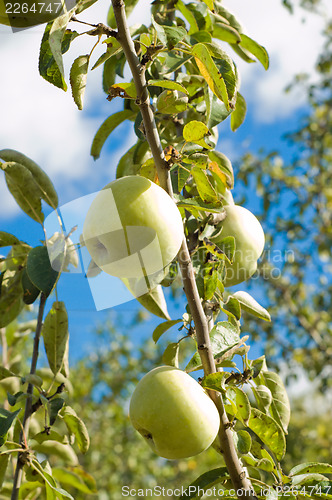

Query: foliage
[0,1,331,499]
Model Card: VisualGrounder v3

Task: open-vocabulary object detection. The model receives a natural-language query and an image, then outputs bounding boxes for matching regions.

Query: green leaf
[0,231,21,247]
[291,473,330,488]
[91,38,122,70]
[211,18,241,44]
[183,120,211,148]
[248,408,286,461]
[70,55,89,111]
[178,165,191,192]
[48,397,66,427]
[27,246,59,297]
[177,197,222,213]
[231,92,247,131]
[60,406,90,454]
[0,270,24,328]
[176,0,199,34]
[0,149,58,208]
[215,236,236,264]
[157,89,188,114]
[239,34,269,70]
[32,430,67,444]
[0,408,21,446]
[192,43,229,109]
[203,42,238,101]
[162,342,179,368]
[252,384,273,413]
[42,301,69,376]
[222,296,241,320]
[49,8,76,81]
[39,24,79,90]
[236,430,251,455]
[22,268,40,305]
[148,79,189,95]
[180,468,229,499]
[262,371,290,434]
[0,454,9,489]
[152,16,187,48]
[31,460,75,499]
[201,372,228,393]
[290,463,332,477]
[226,386,251,425]
[90,110,135,160]
[123,278,171,320]
[191,167,220,205]
[153,319,182,343]
[52,467,97,494]
[1,162,44,224]
[205,89,231,129]
[232,291,271,321]
[186,321,240,372]
[0,367,17,380]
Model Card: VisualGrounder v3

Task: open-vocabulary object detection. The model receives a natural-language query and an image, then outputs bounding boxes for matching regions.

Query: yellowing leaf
[70,55,89,110]
[192,43,229,110]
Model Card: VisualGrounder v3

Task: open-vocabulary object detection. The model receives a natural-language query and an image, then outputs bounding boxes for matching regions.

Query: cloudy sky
[1,0,331,220]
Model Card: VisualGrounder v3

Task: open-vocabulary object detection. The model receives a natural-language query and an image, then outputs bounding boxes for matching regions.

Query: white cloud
[223,0,332,122]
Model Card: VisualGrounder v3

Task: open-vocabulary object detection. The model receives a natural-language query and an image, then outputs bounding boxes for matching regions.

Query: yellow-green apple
[129,366,220,459]
[0,0,76,28]
[83,176,184,280]
[216,205,265,287]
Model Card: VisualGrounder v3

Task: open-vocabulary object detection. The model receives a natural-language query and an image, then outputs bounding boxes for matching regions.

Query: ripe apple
[216,205,265,287]
[0,0,76,28]
[83,176,184,279]
[129,366,220,459]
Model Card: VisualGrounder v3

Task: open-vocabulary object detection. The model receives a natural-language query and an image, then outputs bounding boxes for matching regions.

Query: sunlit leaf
[42,301,69,376]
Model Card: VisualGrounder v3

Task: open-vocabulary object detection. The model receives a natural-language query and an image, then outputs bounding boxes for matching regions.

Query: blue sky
[1,0,331,371]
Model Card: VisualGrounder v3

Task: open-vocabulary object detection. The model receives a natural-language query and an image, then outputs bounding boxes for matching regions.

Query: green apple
[83,176,184,279]
[129,366,220,459]
[216,205,265,287]
[0,0,76,28]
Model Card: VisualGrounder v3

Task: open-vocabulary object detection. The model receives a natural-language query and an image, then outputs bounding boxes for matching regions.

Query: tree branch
[11,292,47,500]
[111,1,256,497]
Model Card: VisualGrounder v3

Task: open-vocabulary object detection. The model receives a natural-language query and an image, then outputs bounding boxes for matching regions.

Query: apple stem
[111,0,257,498]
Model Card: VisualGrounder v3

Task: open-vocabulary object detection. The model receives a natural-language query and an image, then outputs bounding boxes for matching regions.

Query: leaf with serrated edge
[60,406,90,454]
[42,302,69,377]
[248,408,286,461]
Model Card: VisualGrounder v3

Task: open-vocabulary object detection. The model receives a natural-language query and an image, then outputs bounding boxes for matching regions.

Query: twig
[110,0,256,497]
[11,293,47,500]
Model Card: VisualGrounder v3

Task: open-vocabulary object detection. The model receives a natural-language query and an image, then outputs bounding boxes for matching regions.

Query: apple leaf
[180,467,229,499]
[162,342,180,368]
[52,467,97,494]
[48,397,66,426]
[239,34,269,70]
[183,121,211,148]
[0,271,24,328]
[251,384,273,413]
[27,246,59,297]
[1,162,44,224]
[226,386,251,425]
[0,231,21,247]
[135,286,171,320]
[42,301,69,377]
[39,24,79,91]
[262,371,290,434]
[236,430,252,455]
[191,167,220,205]
[70,55,89,111]
[289,463,332,477]
[0,408,21,447]
[177,165,191,192]
[177,197,223,213]
[30,460,74,499]
[206,88,231,129]
[153,319,182,343]
[0,367,18,380]
[60,406,90,454]
[248,408,286,461]
[0,149,58,209]
[22,268,40,305]
[90,110,135,160]
[232,291,271,322]
[152,16,187,49]
[201,372,228,393]
[148,79,189,95]
[192,43,229,110]
[222,296,241,321]
[211,18,241,44]
[231,92,247,132]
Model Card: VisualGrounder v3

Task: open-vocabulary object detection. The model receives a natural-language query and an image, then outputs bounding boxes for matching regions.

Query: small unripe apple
[216,205,265,287]
[129,366,220,459]
[83,176,184,279]
[0,0,76,28]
